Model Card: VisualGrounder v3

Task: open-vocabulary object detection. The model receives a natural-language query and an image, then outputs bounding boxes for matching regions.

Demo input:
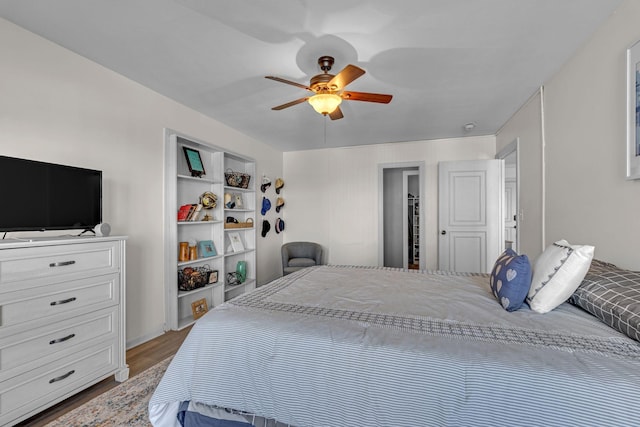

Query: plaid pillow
[570,262,640,342]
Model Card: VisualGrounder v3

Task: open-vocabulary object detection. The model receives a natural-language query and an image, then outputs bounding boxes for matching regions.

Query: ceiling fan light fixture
[308,93,342,115]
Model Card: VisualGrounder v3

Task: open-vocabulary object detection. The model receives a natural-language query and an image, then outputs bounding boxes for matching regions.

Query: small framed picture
[228,232,245,252]
[198,240,217,257]
[191,298,208,320]
[183,146,205,177]
[627,40,640,179]
[233,193,244,209]
[208,270,219,284]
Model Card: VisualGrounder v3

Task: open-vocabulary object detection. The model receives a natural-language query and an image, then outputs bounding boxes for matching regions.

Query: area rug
[45,357,172,427]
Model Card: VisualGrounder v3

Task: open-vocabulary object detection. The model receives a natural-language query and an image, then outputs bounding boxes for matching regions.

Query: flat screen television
[0,156,102,233]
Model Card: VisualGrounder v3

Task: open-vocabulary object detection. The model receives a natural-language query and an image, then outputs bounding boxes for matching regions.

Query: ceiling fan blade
[271,97,308,110]
[342,91,392,104]
[265,76,312,91]
[329,106,344,120]
[328,64,365,90]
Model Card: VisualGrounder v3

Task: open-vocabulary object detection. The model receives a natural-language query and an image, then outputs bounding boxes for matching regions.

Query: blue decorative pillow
[490,249,532,311]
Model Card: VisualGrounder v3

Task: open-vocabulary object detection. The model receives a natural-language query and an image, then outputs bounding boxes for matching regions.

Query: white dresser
[0,236,128,426]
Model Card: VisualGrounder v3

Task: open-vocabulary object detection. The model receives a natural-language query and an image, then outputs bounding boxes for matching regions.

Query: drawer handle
[50,297,77,306]
[49,370,75,384]
[49,260,76,267]
[49,333,76,345]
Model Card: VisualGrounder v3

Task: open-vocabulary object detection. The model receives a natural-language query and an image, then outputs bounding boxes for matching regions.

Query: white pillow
[527,239,594,313]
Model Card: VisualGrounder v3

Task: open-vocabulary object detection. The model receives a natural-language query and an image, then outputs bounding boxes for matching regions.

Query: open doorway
[378,162,425,269]
[496,139,520,252]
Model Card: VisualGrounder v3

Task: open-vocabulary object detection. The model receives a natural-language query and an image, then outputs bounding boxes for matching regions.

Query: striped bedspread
[149,265,640,427]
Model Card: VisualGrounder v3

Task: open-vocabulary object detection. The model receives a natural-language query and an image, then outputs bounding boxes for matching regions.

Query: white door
[438,160,503,273]
[504,179,517,248]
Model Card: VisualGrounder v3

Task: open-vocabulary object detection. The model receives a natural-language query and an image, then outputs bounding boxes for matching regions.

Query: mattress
[149,265,640,427]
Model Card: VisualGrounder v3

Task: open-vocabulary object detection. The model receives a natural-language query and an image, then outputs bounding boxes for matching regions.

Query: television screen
[0,156,102,232]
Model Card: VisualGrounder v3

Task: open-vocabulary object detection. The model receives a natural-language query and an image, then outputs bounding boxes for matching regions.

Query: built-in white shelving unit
[164,130,256,330]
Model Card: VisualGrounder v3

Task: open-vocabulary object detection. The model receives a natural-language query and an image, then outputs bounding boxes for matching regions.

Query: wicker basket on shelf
[224,218,254,229]
[224,169,251,189]
[178,265,213,291]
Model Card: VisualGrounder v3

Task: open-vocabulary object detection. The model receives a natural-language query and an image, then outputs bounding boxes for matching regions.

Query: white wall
[283,136,496,270]
[0,18,283,347]
[541,0,640,270]
[496,91,545,259]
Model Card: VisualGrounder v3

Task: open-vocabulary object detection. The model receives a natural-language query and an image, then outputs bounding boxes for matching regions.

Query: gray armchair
[281,242,323,275]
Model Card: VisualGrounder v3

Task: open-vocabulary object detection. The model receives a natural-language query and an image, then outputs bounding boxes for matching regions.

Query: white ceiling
[0,0,622,151]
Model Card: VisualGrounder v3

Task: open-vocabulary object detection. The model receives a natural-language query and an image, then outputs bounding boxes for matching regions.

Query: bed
[149,264,640,427]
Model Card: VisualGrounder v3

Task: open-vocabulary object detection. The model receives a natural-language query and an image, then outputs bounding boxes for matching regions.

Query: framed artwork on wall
[626,40,640,179]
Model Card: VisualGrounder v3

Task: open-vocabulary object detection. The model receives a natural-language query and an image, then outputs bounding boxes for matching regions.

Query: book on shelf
[177,204,193,221]
[189,203,203,221]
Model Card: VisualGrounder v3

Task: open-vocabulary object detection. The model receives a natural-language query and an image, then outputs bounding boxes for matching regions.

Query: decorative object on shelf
[224,192,235,209]
[224,217,254,229]
[275,197,285,213]
[179,242,189,262]
[191,298,208,320]
[198,240,217,257]
[208,270,219,284]
[189,246,198,260]
[275,178,284,194]
[225,169,251,189]
[227,272,241,286]
[199,191,217,209]
[261,175,271,193]
[183,147,205,177]
[261,219,271,237]
[178,265,213,291]
[261,197,271,215]
[275,217,285,234]
[202,213,213,221]
[189,203,203,221]
[228,232,245,252]
[236,260,247,283]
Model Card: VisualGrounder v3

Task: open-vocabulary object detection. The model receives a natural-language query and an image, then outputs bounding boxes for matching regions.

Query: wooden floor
[17,326,192,426]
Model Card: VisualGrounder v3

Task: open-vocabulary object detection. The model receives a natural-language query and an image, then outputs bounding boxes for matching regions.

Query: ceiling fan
[265,56,392,120]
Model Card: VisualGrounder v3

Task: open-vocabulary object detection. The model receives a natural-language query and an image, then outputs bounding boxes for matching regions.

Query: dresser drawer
[0,307,118,377]
[0,240,119,287]
[0,344,117,423]
[0,274,119,329]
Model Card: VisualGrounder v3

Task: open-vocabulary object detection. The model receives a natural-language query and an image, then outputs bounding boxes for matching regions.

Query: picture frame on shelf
[627,39,640,179]
[191,298,208,320]
[183,146,206,177]
[228,232,245,252]
[198,240,217,258]
[233,193,244,209]
[208,270,219,284]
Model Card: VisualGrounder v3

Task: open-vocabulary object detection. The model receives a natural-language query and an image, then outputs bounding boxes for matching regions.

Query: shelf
[177,174,219,184]
[224,185,253,193]
[178,255,223,267]
[178,282,224,298]
[224,248,255,257]
[224,208,253,213]
[178,220,223,225]
[224,227,255,232]
[225,278,255,293]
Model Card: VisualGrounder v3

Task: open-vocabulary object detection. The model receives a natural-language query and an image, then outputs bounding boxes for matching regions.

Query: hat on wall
[275,197,285,213]
[261,197,271,215]
[275,178,284,194]
[260,176,271,193]
[261,219,271,237]
[275,217,285,234]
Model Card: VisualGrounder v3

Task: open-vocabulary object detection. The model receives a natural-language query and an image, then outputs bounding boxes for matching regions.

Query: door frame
[496,138,520,253]
[378,161,425,269]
